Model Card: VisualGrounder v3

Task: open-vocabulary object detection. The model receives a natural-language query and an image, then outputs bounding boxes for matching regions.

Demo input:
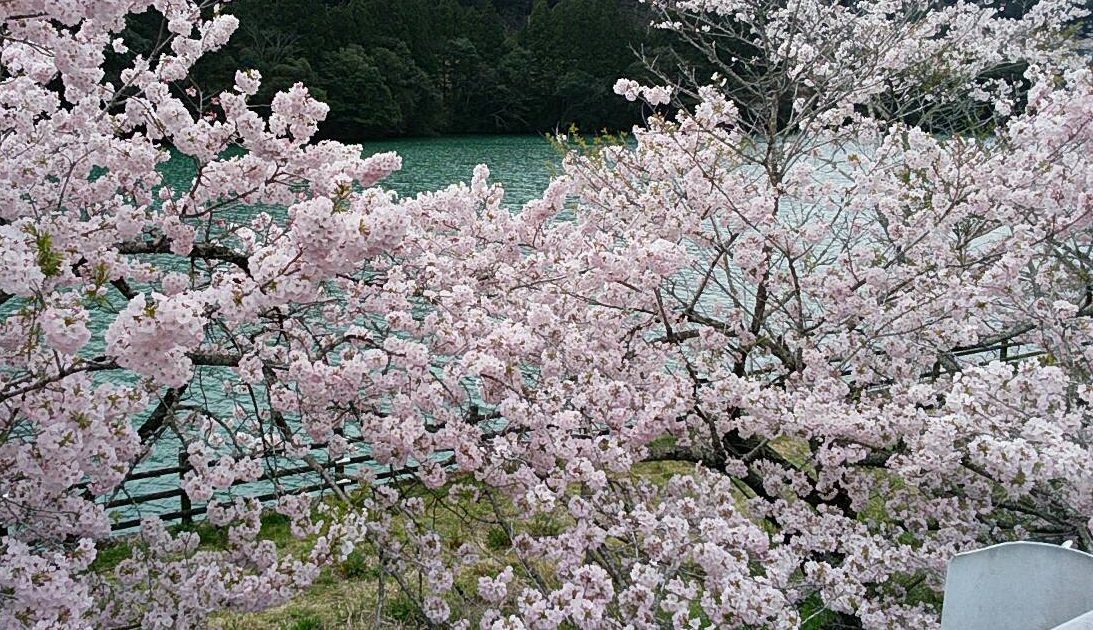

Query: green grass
[89,538,132,573]
[202,477,533,628]
[484,525,511,551]
[94,457,938,629]
[285,614,324,630]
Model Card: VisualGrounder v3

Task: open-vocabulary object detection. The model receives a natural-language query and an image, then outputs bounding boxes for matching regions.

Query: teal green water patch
[363,135,558,208]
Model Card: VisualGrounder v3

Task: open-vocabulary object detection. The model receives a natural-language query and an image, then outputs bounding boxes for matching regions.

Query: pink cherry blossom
[2,0,1092,628]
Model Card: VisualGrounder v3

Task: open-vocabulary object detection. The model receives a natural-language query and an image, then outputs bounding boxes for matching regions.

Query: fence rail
[100,338,1041,532]
[100,436,454,532]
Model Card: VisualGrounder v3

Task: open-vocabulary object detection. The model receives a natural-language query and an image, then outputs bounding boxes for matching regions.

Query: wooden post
[179,449,192,526]
[333,427,345,483]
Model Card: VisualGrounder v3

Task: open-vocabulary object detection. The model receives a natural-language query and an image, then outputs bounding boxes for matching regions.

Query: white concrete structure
[940,542,1093,630]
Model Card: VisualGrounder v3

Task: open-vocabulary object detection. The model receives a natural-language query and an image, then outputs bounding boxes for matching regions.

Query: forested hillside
[122,0,1084,140]
[181,0,659,139]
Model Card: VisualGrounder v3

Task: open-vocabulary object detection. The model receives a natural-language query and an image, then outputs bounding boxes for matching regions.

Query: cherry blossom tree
[489,0,1093,626]
[0,1,403,626]
[0,0,1091,628]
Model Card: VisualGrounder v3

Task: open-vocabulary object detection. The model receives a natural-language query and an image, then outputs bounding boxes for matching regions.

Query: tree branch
[118,239,251,275]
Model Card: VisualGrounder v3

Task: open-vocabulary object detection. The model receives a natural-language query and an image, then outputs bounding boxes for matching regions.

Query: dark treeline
[119,0,1087,141]
[185,0,662,140]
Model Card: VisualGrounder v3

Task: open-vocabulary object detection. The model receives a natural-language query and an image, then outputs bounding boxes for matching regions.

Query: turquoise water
[364,134,559,207]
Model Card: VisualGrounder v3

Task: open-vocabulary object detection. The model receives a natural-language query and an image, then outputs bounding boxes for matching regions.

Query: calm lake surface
[364,134,559,207]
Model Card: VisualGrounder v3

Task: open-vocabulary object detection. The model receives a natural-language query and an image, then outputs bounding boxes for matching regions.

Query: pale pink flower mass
[0,0,1091,628]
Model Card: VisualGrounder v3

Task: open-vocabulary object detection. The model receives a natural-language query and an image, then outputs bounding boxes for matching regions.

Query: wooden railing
[100,339,1037,532]
[100,438,452,531]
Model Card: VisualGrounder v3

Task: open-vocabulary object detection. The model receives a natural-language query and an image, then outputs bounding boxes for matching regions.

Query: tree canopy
[1,0,1092,628]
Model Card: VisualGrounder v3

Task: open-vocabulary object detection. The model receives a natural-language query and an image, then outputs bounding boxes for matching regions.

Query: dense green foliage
[130,0,1085,140]
[185,0,658,139]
